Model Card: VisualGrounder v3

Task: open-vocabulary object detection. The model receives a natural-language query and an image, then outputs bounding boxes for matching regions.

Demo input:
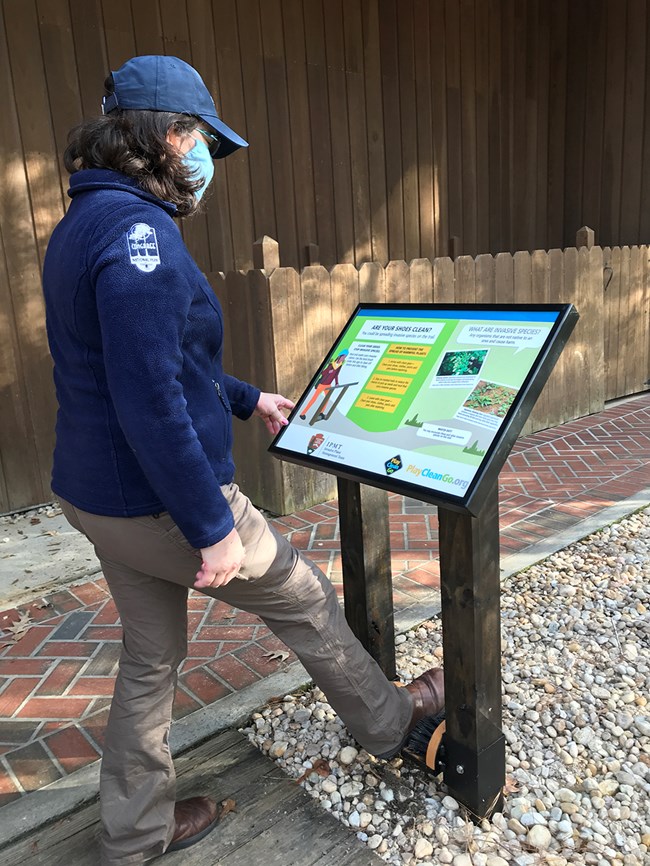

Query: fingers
[268,413,287,434]
[194,560,240,589]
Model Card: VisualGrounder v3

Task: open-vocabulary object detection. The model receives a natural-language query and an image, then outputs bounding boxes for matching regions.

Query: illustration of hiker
[300,349,349,421]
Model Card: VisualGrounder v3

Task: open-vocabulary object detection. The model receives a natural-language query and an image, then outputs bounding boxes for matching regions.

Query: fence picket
[455,255,476,303]
[409,258,434,303]
[561,247,580,426]
[330,263,360,335]
[495,252,515,304]
[588,246,605,413]
[604,246,620,401]
[616,247,631,400]
[359,261,387,304]
[513,251,533,303]
[475,254,496,304]
[545,247,567,428]
[301,266,334,370]
[513,251,533,434]
[385,260,410,303]
[433,256,455,303]
[529,249,551,431]
[576,246,593,419]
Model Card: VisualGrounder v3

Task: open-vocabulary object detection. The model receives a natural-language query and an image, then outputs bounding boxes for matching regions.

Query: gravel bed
[241,507,650,866]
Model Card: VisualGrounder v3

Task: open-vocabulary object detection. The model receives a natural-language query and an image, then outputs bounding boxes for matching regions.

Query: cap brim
[199,114,248,159]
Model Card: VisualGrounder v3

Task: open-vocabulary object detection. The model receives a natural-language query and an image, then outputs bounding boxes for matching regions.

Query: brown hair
[63,76,204,216]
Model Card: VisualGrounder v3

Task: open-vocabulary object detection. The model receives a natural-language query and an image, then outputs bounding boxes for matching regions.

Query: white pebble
[268,741,287,758]
[527,825,552,849]
[442,795,460,810]
[414,838,434,859]
[338,746,358,765]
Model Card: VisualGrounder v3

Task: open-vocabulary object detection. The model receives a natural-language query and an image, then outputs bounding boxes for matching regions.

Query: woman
[299,349,349,420]
[43,55,444,866]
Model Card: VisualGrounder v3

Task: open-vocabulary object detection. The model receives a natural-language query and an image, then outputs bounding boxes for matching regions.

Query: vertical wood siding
[1,0,650,512]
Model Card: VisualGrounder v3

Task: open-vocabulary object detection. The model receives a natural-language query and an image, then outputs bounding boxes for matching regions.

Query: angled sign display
[270,303,578,515]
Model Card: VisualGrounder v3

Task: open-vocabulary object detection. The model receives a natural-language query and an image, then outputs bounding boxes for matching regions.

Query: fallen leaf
[503,775,520,794]
[295,758,331,785]
[263,650,290,663]
[4,612,33,643]
[220,798,237,816]
[30,518,41,525]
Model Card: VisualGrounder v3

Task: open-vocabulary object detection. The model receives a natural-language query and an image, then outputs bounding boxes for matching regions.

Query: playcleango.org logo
[384,454,403,475]
[406,462,469,490]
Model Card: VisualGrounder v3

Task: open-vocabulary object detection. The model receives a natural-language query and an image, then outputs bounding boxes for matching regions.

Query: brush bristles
[402,712,446,767]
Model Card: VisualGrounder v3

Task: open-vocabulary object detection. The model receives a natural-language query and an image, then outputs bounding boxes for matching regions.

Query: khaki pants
[59,485,411,865]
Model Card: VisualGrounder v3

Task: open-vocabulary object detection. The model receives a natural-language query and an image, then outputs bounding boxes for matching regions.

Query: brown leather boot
[374,667,445,760]
[404,667,445,728]
[165,796,220,853]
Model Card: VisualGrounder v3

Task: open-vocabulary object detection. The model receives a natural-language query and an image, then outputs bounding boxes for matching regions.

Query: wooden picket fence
[212,233,650,515]
[1,232,648,515]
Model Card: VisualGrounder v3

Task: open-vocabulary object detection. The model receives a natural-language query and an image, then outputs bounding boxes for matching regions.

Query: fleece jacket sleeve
[91,210,234,548]
[223,373,260,420]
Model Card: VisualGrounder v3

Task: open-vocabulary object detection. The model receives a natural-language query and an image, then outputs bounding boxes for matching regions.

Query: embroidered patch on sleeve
[127,223,161,273]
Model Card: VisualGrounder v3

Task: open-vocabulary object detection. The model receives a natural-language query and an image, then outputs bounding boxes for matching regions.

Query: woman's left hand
[254,392,295,436]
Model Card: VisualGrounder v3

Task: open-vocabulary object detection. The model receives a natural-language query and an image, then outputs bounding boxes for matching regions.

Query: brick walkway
[0,393,648,808]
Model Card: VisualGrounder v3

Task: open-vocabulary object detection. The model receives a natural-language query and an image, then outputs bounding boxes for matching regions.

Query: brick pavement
[0,393,648,807]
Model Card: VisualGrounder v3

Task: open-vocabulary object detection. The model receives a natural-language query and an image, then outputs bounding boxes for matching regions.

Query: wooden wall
[2,0,650,512]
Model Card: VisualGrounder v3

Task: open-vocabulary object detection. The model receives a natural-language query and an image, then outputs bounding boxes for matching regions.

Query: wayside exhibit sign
[270,304,579,514]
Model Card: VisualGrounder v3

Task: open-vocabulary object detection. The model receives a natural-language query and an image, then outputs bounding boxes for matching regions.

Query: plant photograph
[436,349,488,377]
[463,379,517,417]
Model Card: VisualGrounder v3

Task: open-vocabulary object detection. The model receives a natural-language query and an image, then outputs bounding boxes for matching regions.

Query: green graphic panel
[341,318,456,432]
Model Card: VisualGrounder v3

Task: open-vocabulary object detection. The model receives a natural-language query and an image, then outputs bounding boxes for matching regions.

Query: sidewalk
[0,393,648,827]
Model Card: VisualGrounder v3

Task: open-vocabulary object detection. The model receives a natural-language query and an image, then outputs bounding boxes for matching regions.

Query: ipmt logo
[384,454,403,475]
[307,433,325,455]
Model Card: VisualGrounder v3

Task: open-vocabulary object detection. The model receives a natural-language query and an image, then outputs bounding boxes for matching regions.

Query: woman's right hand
[195,528,245,588]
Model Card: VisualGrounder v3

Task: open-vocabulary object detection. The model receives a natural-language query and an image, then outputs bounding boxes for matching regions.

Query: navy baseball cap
[101,55,248,159]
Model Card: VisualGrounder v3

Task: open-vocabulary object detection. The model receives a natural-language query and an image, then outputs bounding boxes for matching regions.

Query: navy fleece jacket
[43,169,260,548]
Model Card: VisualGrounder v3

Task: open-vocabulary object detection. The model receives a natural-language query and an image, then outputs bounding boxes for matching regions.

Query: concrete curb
[0,488,647,849]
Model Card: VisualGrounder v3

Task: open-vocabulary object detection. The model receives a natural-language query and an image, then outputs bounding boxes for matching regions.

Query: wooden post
[576,226,595,249]
[253,235,280,272]
[337,478,396,680]
[448,235,462,260]
[438,485,505,818]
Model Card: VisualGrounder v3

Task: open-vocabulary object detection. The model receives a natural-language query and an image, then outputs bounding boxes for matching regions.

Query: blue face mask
[183,135,215,201]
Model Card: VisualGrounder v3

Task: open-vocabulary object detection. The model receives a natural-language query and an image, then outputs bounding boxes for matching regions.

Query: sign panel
[270,304,578,513]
